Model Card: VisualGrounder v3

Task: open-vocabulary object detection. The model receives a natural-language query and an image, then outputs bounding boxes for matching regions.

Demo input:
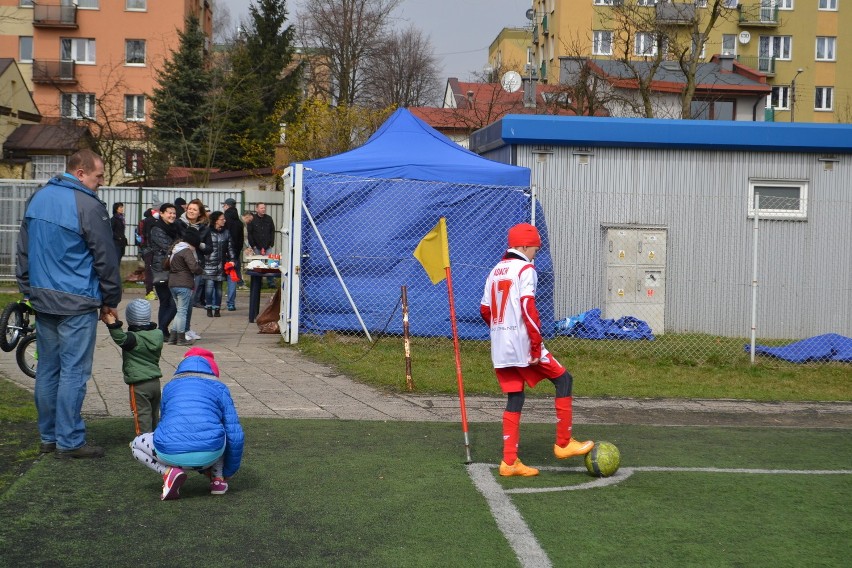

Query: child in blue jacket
[130,347,244,500]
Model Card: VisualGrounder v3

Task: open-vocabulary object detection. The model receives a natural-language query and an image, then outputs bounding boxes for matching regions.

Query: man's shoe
[168,331,178,345]
[55,443,105,459]
[39,442,56,453]
[206,308,214,317]
[176,332,192,346]
[210,477,229,495]
[554,438,594,459]
[185,330,201,341]
[162,467,187,500]
[227,306,236,311]
[145,291,156,301]
[499,459,539,477]
[213,309,221,317]
[193,302,205,309]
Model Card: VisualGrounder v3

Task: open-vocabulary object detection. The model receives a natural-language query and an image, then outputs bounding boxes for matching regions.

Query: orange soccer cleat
[499,459,540,477]
[554,438,594,459]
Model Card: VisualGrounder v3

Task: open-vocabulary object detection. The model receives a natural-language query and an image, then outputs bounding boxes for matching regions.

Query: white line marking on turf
[467,463,852,567]
[467,463,552,568]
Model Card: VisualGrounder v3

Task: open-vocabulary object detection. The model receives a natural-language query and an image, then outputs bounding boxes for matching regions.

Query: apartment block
[0,0,213,181]
[520,0,849,123]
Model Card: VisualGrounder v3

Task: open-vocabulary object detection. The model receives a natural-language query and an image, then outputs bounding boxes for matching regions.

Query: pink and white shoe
[210,477,229,495]
[161,467,186,500]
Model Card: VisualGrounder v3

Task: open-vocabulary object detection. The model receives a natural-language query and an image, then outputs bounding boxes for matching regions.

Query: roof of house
[3,124,92,153]
[576,56,771,96]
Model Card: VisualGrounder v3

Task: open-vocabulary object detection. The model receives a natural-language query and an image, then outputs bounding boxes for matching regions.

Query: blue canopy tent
[294,108,554,340]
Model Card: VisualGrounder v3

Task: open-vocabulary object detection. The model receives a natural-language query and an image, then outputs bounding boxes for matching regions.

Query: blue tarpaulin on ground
[295,109,554,340]
[745,333,852,363]
[554,308,654,341]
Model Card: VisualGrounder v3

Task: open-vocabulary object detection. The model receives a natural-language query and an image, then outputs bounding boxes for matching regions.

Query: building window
[126,0,147,9]
[815,87,833,111]
[60,93,96,119]
[692,34,707,59]
[695,0,708,7]
[635,32,658,56]
[125,149,145,175]
[815,37,836,61]
[19,0,34,7]
[766,86,790,110]
[759,35,791,62]
[593,0,617,5]
[76,0,99,8]
[19,36,33,62]
[637,0,656,5]
[778,0,794,8]
[31,155,65,180]
[125,40,146,65]
[60,38,96,64]
[749,179,808,220]
[722,0,738,7]
[593,30,613,56]
[818,0,837,9]
[124,95,145,121]
[721,34,737,56]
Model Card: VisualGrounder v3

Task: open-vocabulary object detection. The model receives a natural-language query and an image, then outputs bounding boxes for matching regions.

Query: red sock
[555,397,574,447]
[502,411,521,464]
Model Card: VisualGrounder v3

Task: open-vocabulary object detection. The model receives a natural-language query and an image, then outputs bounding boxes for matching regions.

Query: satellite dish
[525,8,535,20]
[501,71,522,93]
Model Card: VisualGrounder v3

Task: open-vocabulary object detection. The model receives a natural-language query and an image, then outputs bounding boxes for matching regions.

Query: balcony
[541,14,549,35]
[655,2,696,25]
[31,60,77,84]
[737,3,779,27]
[737,54,775,76]
[33,3,78,28]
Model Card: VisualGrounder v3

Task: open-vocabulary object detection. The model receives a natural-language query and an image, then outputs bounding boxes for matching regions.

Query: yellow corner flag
[413,217,450,284]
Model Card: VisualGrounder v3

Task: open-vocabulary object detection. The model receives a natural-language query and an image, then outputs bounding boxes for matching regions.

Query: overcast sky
[219,0,532,82]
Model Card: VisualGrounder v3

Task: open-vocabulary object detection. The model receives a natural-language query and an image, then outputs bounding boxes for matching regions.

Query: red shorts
[494,352,566,393]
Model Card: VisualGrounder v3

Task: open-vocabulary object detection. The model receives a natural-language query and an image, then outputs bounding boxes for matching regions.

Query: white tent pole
[301,201,373,343]
[279,166,293,342]
[287,164,304,344]
[530,183,537,226]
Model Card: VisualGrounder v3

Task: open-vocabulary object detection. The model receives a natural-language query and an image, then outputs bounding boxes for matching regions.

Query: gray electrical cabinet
[603,227,667,334]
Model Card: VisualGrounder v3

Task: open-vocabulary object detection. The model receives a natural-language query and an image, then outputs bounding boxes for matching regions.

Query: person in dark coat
[201,211,235,317]
[222,198,245,310]
[111,202,129,263]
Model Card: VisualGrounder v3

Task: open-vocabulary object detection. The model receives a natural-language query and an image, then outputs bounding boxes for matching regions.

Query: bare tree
[297,0,401,106]
[362,26,441,108]
[603,0,736,118]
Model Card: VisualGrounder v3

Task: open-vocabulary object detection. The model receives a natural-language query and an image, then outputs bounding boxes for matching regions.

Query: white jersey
[481,255,540,368]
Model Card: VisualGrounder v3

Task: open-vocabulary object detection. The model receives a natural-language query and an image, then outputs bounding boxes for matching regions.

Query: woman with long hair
[201,211,236,317]
[177,199,210,340]
[110,202,128,263]
[148,203,180,338]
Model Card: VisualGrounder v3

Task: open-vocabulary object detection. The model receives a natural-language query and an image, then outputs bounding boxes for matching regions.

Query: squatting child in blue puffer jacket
[130,348,244,500]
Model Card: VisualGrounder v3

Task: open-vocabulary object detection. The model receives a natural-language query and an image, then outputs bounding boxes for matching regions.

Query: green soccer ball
[584,441,621,477]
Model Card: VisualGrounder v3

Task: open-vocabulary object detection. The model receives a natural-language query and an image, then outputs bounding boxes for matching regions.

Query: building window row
[51,38,146,66]
[58,93,147,121]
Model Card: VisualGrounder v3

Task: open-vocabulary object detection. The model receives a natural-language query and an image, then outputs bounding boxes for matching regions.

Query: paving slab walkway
[2,289,850,429]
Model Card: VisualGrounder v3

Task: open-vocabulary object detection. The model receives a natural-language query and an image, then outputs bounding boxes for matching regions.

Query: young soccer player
[480,223,593,477]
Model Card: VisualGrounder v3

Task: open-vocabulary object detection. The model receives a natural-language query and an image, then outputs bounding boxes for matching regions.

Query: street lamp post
[790,68,804,122]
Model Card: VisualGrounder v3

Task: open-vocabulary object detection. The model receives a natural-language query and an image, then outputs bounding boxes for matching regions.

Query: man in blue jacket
[16,149,122,459]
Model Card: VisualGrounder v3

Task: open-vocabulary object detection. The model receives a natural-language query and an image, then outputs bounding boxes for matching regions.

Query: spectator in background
[139,204,161,301]
[246,202,276,287]
[222,198,245,310]
[148,203,180,339]
[174,197,186,219]
[178,199,210,341]
[201,211,235,318]
[111,202,128,263]
[16,149,121,459]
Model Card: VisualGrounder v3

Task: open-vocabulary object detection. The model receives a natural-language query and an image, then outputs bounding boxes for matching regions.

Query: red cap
[183,347,220,377]
[507,223,541,248]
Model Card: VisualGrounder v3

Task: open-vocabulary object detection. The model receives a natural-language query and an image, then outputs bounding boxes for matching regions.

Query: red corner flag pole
[412,217,472,464]
[444,265,472,464]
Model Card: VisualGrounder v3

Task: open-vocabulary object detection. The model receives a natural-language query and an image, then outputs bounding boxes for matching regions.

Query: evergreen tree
[213,0,301,170]
[149,16,212,172]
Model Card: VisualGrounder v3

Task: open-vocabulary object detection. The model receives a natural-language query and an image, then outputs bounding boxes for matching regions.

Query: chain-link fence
[292,174,852,367]
[0,180,286,281]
